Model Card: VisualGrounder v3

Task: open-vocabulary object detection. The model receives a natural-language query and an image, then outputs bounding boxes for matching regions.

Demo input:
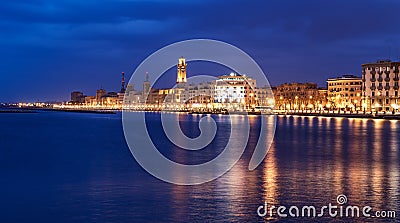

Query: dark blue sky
[1,0,400,102]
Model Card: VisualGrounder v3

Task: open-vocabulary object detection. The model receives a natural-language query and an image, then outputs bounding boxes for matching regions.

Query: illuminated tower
[120,72,126,93]
[176,57,187,83]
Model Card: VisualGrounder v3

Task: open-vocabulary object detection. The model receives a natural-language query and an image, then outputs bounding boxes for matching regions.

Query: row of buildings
[122,58,272,111]
[273,75,362,112]
[69,58,400,113]
[70,72,127,108]
[275,59,400,113]
[70,57,273,112]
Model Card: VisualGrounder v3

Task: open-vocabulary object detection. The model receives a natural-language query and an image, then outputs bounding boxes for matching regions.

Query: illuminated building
[95,89,106,105]
[327,75,362,111]
[274,82,320,111]
[155,58,189,110]
[179,82,213,105]
[101,92,119,107]
[84,96,96,106]
[255,86,275,107]
[213,73,257,110]
[176,57,187,84]
[362,60,400,112]
[317,88,328,110]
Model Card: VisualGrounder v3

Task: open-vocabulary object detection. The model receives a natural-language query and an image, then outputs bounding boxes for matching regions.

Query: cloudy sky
[1,0,399,102]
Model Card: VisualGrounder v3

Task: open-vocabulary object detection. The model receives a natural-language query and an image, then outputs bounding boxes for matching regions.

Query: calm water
[0,111,399,222]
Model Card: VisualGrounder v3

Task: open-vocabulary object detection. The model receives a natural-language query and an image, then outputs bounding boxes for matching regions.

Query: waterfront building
[147,89,166,109]
[84,96,96,106]
[158,88,186,110]
[101,92,119,107]
[327,75,362,111]
[124,81,141,105]
[95,89,106,105]
[124,72,150,107]
[362,60,400,112]
[317,88,328,109]
[70,91,84,103]
[213,73,257,110]
[183,82,213,108]
[274,82,320,111]
[255,86,275,108]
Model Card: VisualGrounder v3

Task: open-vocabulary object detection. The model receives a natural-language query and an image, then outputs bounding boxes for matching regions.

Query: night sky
[1,0,400,102]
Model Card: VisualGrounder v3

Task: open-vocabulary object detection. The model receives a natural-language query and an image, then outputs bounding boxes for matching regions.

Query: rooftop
[362,59,400,66]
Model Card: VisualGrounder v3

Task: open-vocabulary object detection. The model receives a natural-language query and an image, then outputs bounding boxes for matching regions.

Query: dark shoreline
[0,109,38,113]
[3,106,400,120]
[0,107,117,114]
[41,108,117,114]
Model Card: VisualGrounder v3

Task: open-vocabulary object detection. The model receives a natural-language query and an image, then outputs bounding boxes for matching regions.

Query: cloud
[1,0,400,101]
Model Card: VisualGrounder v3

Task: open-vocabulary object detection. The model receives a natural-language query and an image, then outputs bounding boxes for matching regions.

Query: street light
[391,103,399,114]
[375,103,381,113]
[326,102,331,113]
[354,99,358,112]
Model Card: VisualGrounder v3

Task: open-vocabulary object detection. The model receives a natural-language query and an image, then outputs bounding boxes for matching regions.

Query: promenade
[278,110,400,120]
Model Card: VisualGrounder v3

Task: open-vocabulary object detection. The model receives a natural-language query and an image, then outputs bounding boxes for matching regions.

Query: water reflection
[258,116,399,222]
[69,114,400,222]
[167,114,399,222]
[2,113,398,223]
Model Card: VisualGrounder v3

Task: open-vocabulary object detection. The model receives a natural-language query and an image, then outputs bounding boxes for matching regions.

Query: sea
[0,110,399,222]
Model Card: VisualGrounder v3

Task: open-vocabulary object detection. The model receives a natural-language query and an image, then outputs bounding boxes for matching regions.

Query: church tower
[142,72,151,101]
[176,57,187,83]
[120,72,126,93]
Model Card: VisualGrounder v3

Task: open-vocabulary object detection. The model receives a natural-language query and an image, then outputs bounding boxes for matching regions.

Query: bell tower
[176,57,187,83]
[120,72,126,93]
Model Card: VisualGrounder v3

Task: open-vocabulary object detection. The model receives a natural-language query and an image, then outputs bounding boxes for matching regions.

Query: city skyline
[1,1,399,222]
[1,57,395,104]
[54,57,399,115]
[1,0,400,102]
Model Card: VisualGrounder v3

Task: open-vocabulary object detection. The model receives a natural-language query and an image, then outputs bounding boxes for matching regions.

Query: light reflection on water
[257,116,400,222]
[0,112,399,222]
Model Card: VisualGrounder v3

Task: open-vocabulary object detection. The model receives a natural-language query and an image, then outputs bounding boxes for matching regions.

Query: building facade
[362,60,400,112]
[327,75,362,111]
[255,86,275,108]
[70,91,84,103]
[176,57,187,84]
[213,73,257,110]
[274,82,321,111]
